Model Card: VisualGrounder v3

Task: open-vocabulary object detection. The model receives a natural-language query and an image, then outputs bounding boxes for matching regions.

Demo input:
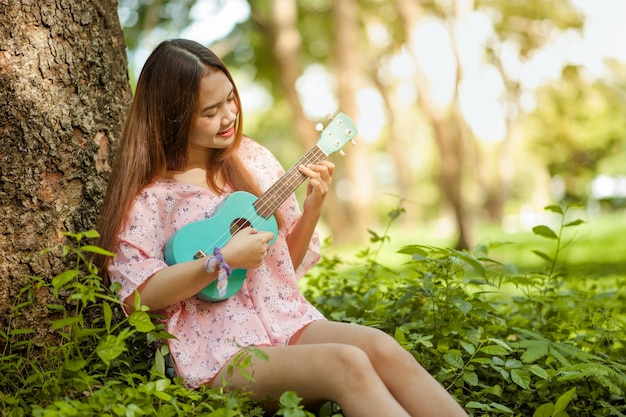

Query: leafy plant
[0,230,311,417]
[304,203,626,416]
[2,203,625,416]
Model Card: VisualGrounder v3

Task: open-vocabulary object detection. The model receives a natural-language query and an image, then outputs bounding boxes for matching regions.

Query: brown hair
[94,39,261,279]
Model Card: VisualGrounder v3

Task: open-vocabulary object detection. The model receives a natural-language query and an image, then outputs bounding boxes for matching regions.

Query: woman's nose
[224,100,238,121]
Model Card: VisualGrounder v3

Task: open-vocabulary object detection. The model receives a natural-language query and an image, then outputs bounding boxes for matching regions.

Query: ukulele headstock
[316,112,357,156]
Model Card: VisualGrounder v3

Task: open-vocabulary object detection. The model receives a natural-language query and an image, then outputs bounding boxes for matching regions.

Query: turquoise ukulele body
[164,113,357,302]
[164,191,279,301]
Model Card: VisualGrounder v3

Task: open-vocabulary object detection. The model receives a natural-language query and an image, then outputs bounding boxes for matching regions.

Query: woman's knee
[363,328,422,371]
[325,344,380,386]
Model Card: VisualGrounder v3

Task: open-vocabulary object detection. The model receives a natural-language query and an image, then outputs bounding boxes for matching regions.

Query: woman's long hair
[94,39,261,279]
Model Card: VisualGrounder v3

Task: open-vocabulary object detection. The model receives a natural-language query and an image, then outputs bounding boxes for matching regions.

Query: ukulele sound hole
[230,218,252,235]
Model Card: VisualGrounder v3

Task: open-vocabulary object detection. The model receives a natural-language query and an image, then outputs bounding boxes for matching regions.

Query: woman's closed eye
[203,94,235,118]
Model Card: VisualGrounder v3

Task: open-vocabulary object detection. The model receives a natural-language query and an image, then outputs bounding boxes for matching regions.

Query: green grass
[325,209,626,280]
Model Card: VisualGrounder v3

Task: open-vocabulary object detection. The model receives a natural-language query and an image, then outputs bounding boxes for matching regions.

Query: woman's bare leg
[211,342,412,417]
[211,320,467,417]
[293,321,467,417]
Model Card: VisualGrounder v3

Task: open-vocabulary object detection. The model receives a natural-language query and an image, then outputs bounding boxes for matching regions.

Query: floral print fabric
[108,137,325,388]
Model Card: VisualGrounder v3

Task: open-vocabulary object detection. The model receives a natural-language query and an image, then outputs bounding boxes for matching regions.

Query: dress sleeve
[107,190,169,303]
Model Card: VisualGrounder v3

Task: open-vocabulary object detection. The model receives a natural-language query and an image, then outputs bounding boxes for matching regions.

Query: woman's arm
[286,161,334,268]
[124,227,274,313]
[123,257,215,313]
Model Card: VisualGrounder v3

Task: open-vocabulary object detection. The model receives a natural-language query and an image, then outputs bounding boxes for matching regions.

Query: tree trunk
[0,0,130,340]
[252,0,371,244]
[331,0,376,243]
[265,0,317,148]
[394,0,473,250]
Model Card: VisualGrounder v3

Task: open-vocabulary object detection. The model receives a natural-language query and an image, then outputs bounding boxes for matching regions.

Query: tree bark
[265,0,317,148]
[394,0,473,250]
[0,0,130,339]
[250,0,360,241]
[331,0,375,243]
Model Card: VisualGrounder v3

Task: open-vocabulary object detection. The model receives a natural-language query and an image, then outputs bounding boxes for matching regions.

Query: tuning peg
[350,139,356,146]
[325,113,334,120]
[315,123,324,132]
[338,149,346,156]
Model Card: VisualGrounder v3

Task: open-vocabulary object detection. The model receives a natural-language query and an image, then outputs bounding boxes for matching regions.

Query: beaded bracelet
[204,247,232,298]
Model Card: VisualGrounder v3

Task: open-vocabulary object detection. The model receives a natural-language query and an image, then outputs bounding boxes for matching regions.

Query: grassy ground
[324,209,626,280]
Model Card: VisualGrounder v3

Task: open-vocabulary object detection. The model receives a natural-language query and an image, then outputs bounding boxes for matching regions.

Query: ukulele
[164,113,358,301]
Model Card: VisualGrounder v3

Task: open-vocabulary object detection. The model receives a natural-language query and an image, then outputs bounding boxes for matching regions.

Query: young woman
[96,38,467,417]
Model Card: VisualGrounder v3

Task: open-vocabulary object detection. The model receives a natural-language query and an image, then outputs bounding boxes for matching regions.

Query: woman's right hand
[220,227,274,270]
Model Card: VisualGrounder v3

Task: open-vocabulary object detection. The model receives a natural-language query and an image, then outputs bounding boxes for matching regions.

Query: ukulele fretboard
[254,145,327,218]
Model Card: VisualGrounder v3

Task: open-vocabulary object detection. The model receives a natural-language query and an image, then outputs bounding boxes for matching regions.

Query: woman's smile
[218,125,235,137]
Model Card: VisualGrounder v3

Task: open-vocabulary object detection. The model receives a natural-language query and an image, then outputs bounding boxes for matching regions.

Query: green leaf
[128,310,155,332]
[485,384,503,398]
[397,245,429,257]
[490,402,514,413]
[155,391,172,401]
[505,359,523,369]
[279,390,303,408]
[443,353,464,369]
[529,364,550,380]
[103,301,112,333]
[45,303,66,312]
[532,225,558,239]
[52,401,78,415]
[394,327,406,344]
[544,205,563,214]
[511,369,531,389]
[153,349,166,375]
[463,371,479,386]
[82,230,101,239]
[533,403,555,417]
[412,334,434,348]
[154,378,170,392]
[491,356,505,366]
[480,345,509,356]
[532,250,553,263]
[465,401,487,410]
[455,299,473,316]
[470,357,492,365]
[9,328,36,336]
[521,341,550,363]
[51,316,82,330]
[459,340,476,355]
[454,250,486,274]
[78,245,115,256]
[65,359,87,372]
[52,270,79,290]
[487,338,513,352]
[554,387,576,414]
[565,218,584,227]
[96,335,126,365]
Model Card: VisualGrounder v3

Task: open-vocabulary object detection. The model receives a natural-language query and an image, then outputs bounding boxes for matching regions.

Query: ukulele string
[202,145,326,254]
[252,146,325,218]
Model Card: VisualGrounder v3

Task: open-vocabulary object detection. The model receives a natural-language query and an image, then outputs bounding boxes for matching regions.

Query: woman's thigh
[211,342,375,401]
[292,320,404,358]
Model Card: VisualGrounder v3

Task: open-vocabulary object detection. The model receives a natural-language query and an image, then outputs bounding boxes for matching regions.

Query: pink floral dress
[108,137,326,388]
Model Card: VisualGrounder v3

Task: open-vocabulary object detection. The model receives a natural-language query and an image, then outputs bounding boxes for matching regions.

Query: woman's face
[188,70,238,155]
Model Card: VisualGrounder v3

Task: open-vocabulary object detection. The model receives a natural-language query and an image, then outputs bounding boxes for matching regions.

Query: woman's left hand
[298,160,335,217]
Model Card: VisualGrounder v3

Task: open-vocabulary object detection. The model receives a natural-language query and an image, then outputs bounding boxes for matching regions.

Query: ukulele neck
[254,145,327,218]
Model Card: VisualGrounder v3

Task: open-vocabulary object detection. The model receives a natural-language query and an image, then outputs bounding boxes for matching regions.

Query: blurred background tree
[526,63,626,203]
[116,0,626,250]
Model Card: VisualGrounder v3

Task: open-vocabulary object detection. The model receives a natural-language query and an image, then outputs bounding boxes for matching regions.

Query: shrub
[0,230,312,417]
[1,204,625,416]
[304,204,626,416]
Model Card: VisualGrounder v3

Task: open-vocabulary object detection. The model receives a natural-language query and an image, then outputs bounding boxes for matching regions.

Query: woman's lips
[218,126,234,137]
